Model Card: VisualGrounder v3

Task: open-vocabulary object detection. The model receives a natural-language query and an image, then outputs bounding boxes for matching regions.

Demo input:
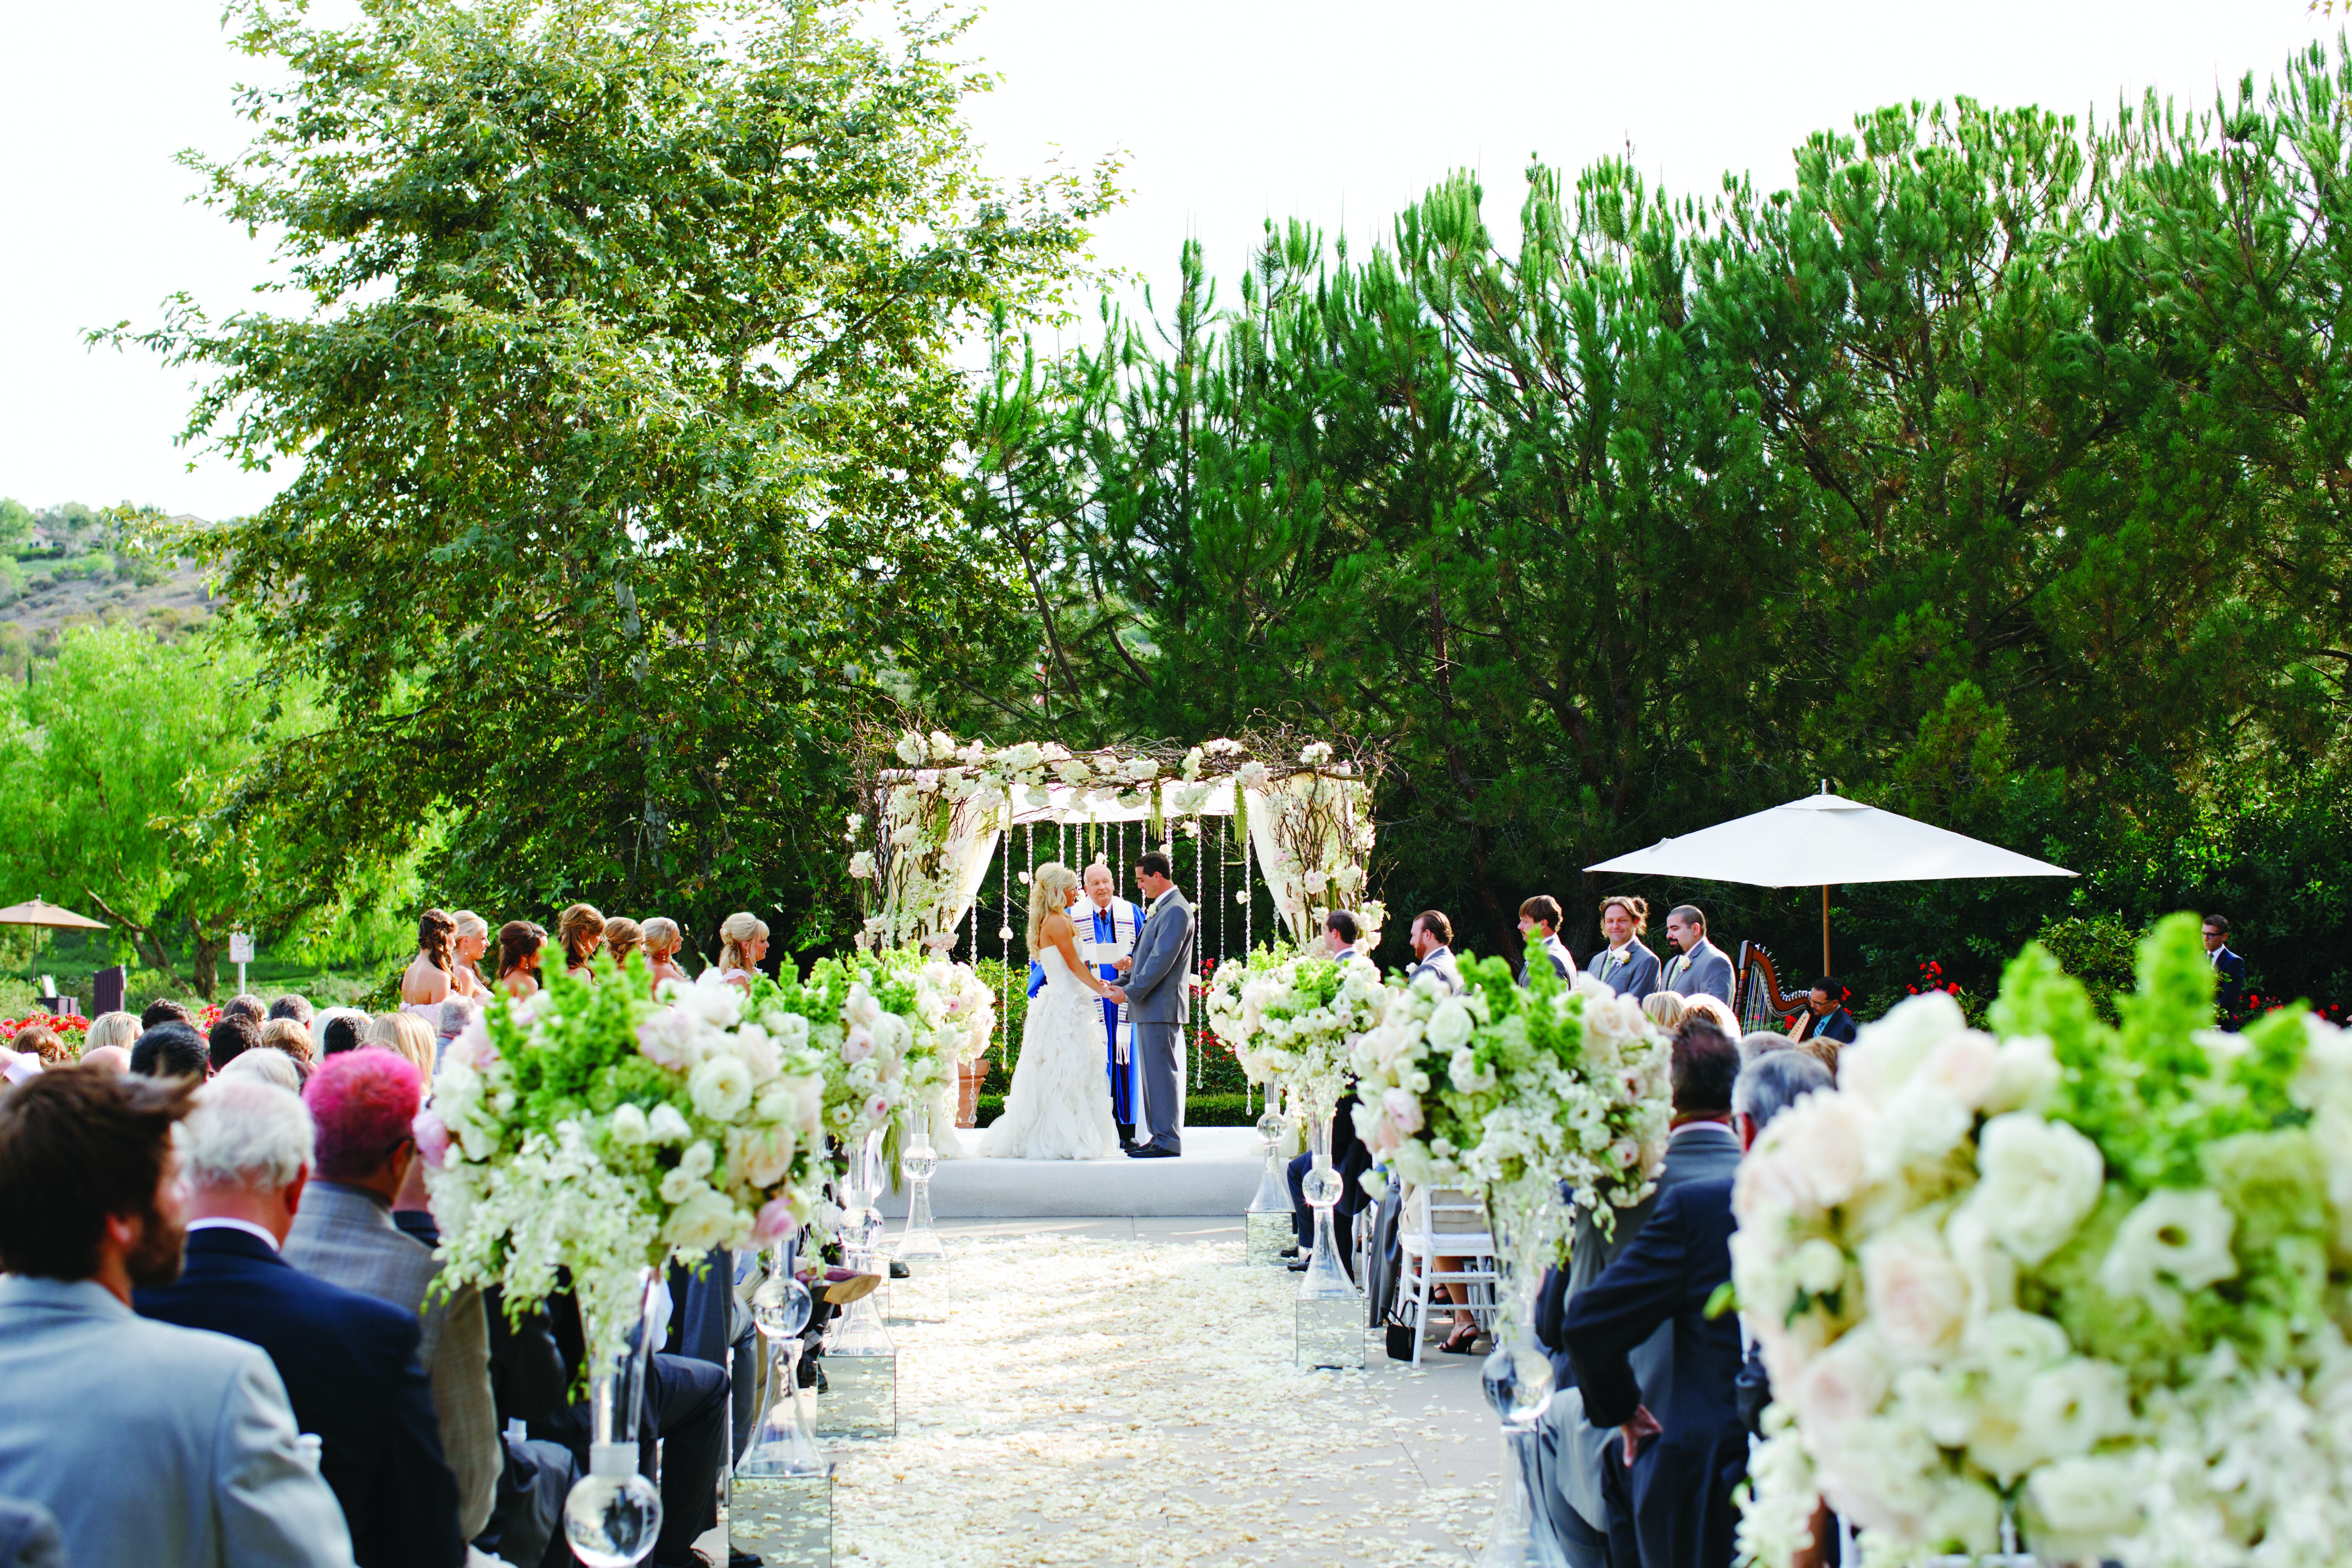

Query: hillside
[0,504,220,682]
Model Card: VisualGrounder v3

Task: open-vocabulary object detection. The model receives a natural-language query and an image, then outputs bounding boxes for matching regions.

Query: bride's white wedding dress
[979,945,1124,1161]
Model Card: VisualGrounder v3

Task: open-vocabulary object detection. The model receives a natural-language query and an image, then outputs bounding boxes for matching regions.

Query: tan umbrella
[0,898,109,930]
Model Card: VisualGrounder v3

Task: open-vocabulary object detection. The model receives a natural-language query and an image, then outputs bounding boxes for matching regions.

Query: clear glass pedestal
[1296,1293,1366,1370]
[735,1242,832,1564]
[1244,1104,1293,1267]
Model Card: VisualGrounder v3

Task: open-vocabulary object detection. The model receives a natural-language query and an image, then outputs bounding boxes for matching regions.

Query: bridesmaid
[641,918,689,993]
[449,911,495,1000]
[1584,895,1662,999]
[715,912,768,991]
[603,917,644,972]
[497,921,548,1000]
[399,910,460,1016]
[556,904,606,982]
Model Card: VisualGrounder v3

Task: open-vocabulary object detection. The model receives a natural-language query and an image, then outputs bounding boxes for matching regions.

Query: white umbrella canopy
[1585,790,2074,972]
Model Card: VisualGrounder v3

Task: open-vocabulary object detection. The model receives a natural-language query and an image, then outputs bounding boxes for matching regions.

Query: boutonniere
[1609,948,1628,966]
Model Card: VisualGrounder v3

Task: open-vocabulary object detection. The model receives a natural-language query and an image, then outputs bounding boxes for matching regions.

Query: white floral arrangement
[1203,945,1389,1118]
[1733,915,2352,1568]
[420,959,829,1369]
[757,948,996,1158]
[1347,954,1670,1245]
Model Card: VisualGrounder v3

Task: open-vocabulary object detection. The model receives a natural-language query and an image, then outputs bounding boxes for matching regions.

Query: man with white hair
[135,1076,465,1568]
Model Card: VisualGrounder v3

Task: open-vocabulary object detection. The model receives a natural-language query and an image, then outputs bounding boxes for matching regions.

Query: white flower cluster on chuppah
[847,726,1382,956]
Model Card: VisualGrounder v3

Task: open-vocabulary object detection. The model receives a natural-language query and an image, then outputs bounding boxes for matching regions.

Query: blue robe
[1027,902,1139,1123]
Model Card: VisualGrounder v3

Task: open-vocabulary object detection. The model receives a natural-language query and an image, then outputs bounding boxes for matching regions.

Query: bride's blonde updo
[1026,862,1080,953]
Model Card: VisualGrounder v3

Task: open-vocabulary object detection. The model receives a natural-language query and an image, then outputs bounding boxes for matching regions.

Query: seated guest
[219,1047,305,1093]
[222,994,269,1025]
[1738,1029,1796,1063]
[362,1012,435,1078]
[129,1021,209,1081]
[1561,1049,1832,1568]
[1660,905,1735,1004]
[287,1052,501,1544]
[1517,895,1577,983]
[320,1009,366,1056]
[82,1008,143,1058]
[1534,1016,1744,1566]
[268,992,315,1032]
[1642,992,1688,1034]
[77,1043,131,1075]
[0,1069,353,1568]
[140,997,197,1031]
[1794,977,1857,1045]
[1683,993,1741,1035]
[209,1013,263,1074]
[142,1081,468,1568]
[1406,911,1463,995]
[1585,896,1661,998]
[134,1078,464,1568]
[260,1017,318,1075]
[8,1027,70,1068]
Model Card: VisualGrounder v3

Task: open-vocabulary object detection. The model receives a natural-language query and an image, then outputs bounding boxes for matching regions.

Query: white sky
[0,0,2326,521]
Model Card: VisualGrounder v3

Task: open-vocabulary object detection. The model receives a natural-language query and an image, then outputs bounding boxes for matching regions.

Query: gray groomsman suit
[0,1274,356,1568]
[1124,883,1194,1154]
[1407,945,1463,996]
[1662,938,1734,1005]
[1533,1122,1743,1566]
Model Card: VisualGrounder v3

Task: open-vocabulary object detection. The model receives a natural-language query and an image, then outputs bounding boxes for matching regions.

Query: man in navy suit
[2203,914,2248,1027]
[134,1077,463,1568]
[1560,1049,1833,1568]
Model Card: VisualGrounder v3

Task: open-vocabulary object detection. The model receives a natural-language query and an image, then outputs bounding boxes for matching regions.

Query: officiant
[1030,862,1144,1148]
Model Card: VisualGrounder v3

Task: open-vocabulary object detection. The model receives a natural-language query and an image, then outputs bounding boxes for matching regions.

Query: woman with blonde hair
[716,912,768,990]
[258,1016,316,1071]
[602,917,644,972]
[1584,894,1661,1000]
[556,903,606,981]
[641,918,688,992]
[978,862,1125,1161]
[365,1011,436,1076]
[1640,990,1687,1034]
[450,910,493,998]
[81,1011,142,1058]
[1682,992,1740,1034]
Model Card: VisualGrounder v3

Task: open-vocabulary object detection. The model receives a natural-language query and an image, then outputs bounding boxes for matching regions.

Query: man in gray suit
[0,1069,354,1568]
[1531,1018,1744,1568]
[1406,910,1464,995]
[1111,849,1192,1158]
[285,1050,500,1543]
[1661,904,1735,1005]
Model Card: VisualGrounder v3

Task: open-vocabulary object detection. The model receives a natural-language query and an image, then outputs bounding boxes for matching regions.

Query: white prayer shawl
[1079,896,1143,1114]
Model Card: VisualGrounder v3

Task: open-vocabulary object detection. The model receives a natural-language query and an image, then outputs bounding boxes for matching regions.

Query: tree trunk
[189,930,226,1002]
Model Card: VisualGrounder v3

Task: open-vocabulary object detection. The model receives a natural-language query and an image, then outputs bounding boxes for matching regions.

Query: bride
[980,861,1126,1161]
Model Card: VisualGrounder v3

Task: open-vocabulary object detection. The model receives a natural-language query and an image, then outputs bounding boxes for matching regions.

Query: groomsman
[2203,914,2247,1027]
[1516,896,1576,985]
[1660,906,1734,1004]
[1078,863,1144,1148]
[1407,911,1463,995]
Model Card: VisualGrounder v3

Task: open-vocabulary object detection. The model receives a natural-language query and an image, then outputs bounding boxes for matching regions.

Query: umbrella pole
[1821,885,1831,976]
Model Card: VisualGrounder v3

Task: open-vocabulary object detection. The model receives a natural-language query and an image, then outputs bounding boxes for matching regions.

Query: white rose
[1426,998,1474,1052]
[848,851,876,880]
[663,1186,746,1254]
[688,1055,754,1123]
[871,1012,913,1061]
[2100,1188,2236,1313]
[659,1166,702,1204]
[2026,1455,2143,1558]
[1747,1090,1872,1214]
[1839,991,1969,1105]
[609,1103,651,1146]
[648,1103,692,1144]
[727,1124,796,1189]
[1786,1325,1893,1437]
[1793,1237,1848,1296]
[1982,1033,2060,1113]
[1968,1113,2104,1265]
[843,985,883,1029]
[1914,1030,2001,1110]
[678,1139,716,1180]
[1859,1222,1970,1363]
[894,730,927,765]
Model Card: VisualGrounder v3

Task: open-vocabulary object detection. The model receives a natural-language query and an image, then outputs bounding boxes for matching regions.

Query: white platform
[876,1125,1267,1218]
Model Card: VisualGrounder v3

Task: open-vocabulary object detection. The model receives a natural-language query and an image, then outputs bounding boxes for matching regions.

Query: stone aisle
[814,1219,1505,1567]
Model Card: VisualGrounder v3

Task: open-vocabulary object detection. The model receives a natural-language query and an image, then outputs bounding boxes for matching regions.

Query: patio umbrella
[1584,788,2074,972]
[0,898,108,930]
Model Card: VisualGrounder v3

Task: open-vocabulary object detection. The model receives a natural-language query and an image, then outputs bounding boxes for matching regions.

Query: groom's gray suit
[1124,884,1194,1154]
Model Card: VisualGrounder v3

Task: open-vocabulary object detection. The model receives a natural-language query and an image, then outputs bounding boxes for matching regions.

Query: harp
[1736,940,1810,1034]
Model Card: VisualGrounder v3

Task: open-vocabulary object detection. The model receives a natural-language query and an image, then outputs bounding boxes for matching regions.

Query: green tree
[119,0,1113,956]
[0,500,32,555]
[0,625,423,996]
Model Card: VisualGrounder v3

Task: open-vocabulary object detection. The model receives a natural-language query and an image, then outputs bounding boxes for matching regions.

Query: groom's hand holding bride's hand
[1103,986,1127,1005]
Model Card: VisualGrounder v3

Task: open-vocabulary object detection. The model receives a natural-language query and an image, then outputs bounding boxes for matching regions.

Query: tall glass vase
[740,1242,827,1476]
[563,1268,666,1568]
[1244,1097,1293,1266]
[1475,1184,1568,1568]
[821,1131,897,1441]
[890,1110,949,1323]
[1293,1095,1364,1370]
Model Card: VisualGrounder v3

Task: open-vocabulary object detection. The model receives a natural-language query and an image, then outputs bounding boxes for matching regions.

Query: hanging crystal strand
[1194,815,1205,1090]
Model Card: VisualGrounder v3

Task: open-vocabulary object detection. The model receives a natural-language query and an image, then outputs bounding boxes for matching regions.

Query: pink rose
[841,1027,875,1065]
[864,1094,891,1122]
[412,1109,452,1169]
[446,1018,499,1073]
[750,1196,797,1246]
[636,1010,698,1071]
[1380,1087,1424,1139]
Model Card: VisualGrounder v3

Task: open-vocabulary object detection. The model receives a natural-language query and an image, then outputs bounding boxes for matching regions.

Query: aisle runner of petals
[830,1234,1491,1566]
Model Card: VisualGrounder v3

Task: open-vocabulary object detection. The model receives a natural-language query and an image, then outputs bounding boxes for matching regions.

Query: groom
[1110,850,1193,1159]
